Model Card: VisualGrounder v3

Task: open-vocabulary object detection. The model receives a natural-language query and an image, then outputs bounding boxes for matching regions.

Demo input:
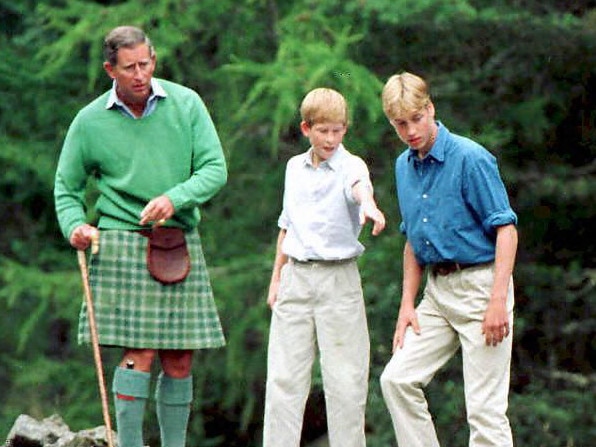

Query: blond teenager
[380,72,517,447]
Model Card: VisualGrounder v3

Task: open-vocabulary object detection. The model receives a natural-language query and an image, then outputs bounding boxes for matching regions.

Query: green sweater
[54,79,227,239]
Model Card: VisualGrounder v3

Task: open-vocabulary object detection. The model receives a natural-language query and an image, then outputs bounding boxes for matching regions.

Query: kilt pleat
[77,229,225,350]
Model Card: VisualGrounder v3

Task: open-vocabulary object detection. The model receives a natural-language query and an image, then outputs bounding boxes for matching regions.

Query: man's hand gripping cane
[70,224,100,253]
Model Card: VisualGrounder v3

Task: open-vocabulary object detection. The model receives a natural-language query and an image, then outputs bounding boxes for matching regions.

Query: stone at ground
[4,414,115,447]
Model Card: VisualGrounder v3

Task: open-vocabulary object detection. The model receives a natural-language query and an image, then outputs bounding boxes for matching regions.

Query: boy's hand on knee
[392,309,420,352]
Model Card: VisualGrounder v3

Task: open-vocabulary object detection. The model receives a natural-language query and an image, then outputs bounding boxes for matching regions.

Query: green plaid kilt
[77,229,225,350]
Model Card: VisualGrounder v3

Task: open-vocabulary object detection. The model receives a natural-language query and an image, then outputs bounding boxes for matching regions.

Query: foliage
[509,379,596,446]
[222,17,384,155]
[1,0,595,445]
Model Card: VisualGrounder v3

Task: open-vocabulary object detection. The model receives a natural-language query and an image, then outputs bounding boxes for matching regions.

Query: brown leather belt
[431,261,491,276]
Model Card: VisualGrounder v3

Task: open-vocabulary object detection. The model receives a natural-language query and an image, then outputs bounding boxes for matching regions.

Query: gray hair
[103,26,154,66]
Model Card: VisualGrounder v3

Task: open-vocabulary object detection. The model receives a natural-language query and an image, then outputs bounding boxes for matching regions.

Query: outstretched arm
[352,181,386,236]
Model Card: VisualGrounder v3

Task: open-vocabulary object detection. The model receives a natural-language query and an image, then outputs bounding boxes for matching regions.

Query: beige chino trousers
[380,264,514,447]
[263,259,370,447]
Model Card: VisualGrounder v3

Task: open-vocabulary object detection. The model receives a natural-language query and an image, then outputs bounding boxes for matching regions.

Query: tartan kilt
[77,229,226,350]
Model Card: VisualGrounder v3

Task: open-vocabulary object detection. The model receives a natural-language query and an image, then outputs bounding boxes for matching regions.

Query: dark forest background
[1,0,595,445]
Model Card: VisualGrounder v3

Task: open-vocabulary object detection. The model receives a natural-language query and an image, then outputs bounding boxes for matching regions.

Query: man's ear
[103,61,116,79]
[427,101,436,119]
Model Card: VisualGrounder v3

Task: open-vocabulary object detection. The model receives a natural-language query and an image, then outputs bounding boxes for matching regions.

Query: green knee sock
[155,372,193,447]
[112,367,151,447]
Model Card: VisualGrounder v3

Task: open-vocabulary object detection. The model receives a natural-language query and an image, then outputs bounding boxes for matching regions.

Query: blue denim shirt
[396,122,517,266]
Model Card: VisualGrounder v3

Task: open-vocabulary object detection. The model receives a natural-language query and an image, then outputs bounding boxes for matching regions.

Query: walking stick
[77,234,115,447]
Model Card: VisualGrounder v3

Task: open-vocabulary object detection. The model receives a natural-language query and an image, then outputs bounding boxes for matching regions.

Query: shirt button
[425,240,430,245]
[422,194,428,199]
[423,217,428,223]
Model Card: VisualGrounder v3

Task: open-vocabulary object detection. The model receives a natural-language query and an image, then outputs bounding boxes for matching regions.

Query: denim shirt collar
[407,121,447,164]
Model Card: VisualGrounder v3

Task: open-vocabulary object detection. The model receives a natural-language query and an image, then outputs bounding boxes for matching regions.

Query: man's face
[103,43,156,108]
[301,121,347,167]
[389,102,436,155]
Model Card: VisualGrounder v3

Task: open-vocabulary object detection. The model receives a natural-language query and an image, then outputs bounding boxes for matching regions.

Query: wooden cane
[77,234,115,447]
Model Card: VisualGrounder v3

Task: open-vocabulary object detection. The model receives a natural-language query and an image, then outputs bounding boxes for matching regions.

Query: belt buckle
[433,262,459,276]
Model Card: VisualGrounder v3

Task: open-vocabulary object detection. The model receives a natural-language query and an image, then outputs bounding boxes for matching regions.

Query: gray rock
[4,414,116,447]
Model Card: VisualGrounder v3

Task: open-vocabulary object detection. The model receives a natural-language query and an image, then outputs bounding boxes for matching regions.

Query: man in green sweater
[54,26,227,447]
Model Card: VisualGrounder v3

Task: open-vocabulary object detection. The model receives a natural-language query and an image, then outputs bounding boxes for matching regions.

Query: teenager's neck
[417,122,438,159]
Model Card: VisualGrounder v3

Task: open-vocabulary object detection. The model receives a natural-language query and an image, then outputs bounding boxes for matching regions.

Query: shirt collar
[303,143,346,170]
[407,121,446,163]
[105,77,167,110]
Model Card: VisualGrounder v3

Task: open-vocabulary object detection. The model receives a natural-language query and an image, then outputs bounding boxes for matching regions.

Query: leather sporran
[146,227,190,285]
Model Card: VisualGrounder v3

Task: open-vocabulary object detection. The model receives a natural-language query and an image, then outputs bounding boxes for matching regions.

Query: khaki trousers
[380,264,514,447]
[263,259,370,447]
